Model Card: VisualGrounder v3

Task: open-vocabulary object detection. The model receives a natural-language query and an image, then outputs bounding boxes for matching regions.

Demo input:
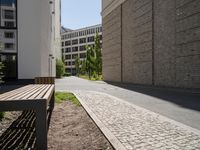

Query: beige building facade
[102,0,200,89]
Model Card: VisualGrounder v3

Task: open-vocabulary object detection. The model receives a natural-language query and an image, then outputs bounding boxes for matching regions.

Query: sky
[61,0,102,30]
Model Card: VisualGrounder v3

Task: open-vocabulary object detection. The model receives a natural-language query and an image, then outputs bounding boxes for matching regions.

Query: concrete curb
[74,92,127,150]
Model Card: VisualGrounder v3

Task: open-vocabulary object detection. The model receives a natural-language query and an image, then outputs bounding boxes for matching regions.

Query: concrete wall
[122,0,153,84]
[18,0,59,79]
[18,0,42,79]
[102,6,122,82]
[102,0,200,88]
[174,0,200,88]
[154,0,176,87]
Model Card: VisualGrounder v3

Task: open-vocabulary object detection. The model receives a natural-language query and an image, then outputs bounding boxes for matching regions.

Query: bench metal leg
[49,91,55,111]
[35,100,47,150]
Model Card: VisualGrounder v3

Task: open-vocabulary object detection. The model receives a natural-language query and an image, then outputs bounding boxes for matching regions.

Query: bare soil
[0,111,22,136]
[48,101,114,150]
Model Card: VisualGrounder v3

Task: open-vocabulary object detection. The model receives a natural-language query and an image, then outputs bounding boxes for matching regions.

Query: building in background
[102,0,200,89]
[0,0,61,81]
[61,24,102,75]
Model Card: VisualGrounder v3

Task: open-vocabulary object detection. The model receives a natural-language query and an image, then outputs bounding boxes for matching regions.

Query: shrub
[56,59,65,78]
[0,112,5,120]
[0,61,4,83]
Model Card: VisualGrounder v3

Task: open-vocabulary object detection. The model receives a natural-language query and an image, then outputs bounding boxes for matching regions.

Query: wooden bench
[0,84,55,150]
[35,77,55,84]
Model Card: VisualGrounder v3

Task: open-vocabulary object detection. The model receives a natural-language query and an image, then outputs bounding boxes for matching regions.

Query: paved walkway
[56,77,200,130]
[74,91,200,150]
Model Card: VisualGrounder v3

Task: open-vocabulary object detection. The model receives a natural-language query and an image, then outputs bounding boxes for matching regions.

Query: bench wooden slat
[42,85,54,101]
[1,85,48,101]
[20,85,48,100]
[0,86,32,99]
[3,85,44,101]
[35,85,51,99]
[0,85,40,101]
[35,77,55,84]
[28,85,50,100]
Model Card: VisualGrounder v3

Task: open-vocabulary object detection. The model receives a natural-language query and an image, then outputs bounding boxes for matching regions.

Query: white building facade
[61,24,102,75]
[0,0,61,81]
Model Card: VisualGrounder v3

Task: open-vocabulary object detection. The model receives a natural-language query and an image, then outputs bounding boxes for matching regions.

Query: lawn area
[79,74,102,81]
[55,92,81,106]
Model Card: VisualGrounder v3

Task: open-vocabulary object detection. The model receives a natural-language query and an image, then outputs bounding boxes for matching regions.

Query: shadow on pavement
[106,81,200,112]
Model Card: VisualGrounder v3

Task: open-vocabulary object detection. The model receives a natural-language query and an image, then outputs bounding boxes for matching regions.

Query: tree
[56,59,65,78]
[84,33,102,79]
[74,56,80,76]
[80,60,86,75]
[94,33,102,76]
[85,45,96,79]
[0,58,4,83]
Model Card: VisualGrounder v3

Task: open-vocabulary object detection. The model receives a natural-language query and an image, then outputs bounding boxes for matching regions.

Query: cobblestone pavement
[73,91,200,150]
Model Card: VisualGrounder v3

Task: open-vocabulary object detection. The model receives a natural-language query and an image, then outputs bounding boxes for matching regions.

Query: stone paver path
[74,91,200,150]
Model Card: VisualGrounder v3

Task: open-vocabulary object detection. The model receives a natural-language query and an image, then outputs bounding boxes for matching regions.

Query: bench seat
[0,84,55,150]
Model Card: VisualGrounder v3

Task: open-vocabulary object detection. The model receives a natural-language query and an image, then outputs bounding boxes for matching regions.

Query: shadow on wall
[105,81,200,112]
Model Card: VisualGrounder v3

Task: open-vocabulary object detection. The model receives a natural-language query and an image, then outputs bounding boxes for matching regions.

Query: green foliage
[0,60,4,83]
[84,33,102,79]
[80,60,87,75]
[94,33,102,76]
[64,72,71,77]
[55,92,81,106]
[74,56,80,76]
[0,112,5,120]
[56,59,65,78]
[79,74,102,81]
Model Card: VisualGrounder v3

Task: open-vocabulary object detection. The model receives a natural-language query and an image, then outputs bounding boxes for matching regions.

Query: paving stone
[74,91,200,150]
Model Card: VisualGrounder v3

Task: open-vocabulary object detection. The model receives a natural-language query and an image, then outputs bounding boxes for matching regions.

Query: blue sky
[61,0,102,30]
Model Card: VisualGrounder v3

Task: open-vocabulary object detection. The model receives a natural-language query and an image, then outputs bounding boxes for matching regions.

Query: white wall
[18,0,59,79]
[18,0,42,79]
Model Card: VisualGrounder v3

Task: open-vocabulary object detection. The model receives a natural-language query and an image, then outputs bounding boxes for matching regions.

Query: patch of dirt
[0,111,22,136]
[48,101,114,150]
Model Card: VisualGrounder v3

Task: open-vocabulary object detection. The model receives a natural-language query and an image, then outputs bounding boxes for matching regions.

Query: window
[65,40,71,46]
[4,43,14,49]
[4,10,14,19]
[5,21,14,28]
[72,61,75,65]
[65,61,71,66]
[72,39,78,45]
[62,42,64,47]
[72,54,78,59]
[88,36,94,42]
[0,0,17,28]
[4,32,14,38]
[65,47,71,53]
[66,68,71,73]
[79,38,86,44]
[100,35,102,40]
[65,55,71,60]
[80,53,86,58]
[72,47,78,52]
[79,45,86,51]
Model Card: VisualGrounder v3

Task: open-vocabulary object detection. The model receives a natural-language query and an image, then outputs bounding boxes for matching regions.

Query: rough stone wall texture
[122,0,153,85]
[154,1,177,87]
[102,6,122,82]
[102,0,200,88]
[175,0,200,88]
